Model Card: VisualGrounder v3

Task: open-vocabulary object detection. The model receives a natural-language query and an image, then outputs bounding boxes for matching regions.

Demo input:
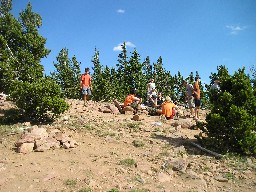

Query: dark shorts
[82,87,92,95]
[129,101,138,110]
[194,98,201,107]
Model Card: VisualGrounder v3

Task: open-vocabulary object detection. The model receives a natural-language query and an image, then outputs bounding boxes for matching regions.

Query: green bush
[9,77,69,122]
[197,67,256,155]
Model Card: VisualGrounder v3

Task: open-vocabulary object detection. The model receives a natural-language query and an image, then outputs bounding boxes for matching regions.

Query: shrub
[196,67,256,155]
[9,77,69,122]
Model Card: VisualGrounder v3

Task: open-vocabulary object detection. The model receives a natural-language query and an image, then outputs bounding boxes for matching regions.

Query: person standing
[211,78,220,91]
[193,76,201,120]
[147,78,156,94]
[183,80,194,117]
[80,67,92,105]
[147,78,157,105]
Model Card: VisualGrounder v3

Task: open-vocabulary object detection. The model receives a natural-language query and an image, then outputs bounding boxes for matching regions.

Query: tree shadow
[153,134,221,158]
[0,108,53,126]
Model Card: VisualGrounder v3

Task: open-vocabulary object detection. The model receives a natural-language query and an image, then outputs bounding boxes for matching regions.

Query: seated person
[157,92,164,106]
[161,96,177,120]
[123,89,142,113]
[148,94,158,107]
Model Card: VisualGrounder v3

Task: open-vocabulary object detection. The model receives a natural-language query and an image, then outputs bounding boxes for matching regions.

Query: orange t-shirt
[81,73,91,88]
[193,81,200,99]
[124,94,135,107]
[161,102,176,118]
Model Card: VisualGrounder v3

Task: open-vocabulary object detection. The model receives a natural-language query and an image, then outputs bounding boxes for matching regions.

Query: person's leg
[81,88,87,105]
[86,88,92,102]
[194,99,200,119]
[188,98,194,117]
[83,94,87,105]
[172,108,176,119]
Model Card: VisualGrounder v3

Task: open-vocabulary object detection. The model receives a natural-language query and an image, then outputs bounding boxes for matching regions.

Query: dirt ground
[0,99,255,192]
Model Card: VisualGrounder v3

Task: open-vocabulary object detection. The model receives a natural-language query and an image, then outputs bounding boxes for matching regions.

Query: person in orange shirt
[161,96,177,120]
[123,89,142,113]
[193,76,201,120]
[80,67,92,105]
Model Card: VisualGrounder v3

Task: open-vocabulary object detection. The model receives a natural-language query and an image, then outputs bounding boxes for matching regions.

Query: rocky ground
[0,98,255,192]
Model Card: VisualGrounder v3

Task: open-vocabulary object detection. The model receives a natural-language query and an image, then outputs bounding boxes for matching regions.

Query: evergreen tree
[91,48,105,101]
[197,66,256,154]
[143,56,153,83]
[172,71,184,102]
[116,42,130,97]
[0,1,68,122]
[127,49,147,99]
[51,48,81,99]
[0,1,50,93]
[153,57,170,95]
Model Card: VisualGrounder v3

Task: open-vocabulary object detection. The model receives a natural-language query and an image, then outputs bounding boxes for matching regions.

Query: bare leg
[83,94,87,105]
[194,107,200,119]
[190,107,194,117]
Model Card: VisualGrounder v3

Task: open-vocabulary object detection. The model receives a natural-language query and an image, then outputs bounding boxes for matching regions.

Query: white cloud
[117,9,125,14]
[226,25,247,35]
[113,41,136,51]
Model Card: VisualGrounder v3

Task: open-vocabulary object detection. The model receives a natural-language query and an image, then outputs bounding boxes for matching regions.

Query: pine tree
[197,66,256,154]
[0,1,68,122]
[127,49,147,98]
[51,48,81,99]
[116,42,130,97]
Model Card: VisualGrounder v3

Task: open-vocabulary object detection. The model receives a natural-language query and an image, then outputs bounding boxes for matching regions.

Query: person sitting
[161,96,177,120]
[123,89,142,114]
[157,92,164,106]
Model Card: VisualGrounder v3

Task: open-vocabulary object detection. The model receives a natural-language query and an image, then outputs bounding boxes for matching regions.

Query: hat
[165,96,171,102]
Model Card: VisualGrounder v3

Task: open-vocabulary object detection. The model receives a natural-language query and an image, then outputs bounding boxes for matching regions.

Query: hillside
[0,99,255,192]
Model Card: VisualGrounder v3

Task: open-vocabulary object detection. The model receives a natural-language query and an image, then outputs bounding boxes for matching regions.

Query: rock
[105,104,120,114]
[29,127,49,140]
[23,122,31,126]
[169,158,188,172]
[16,134,36,147]
[124,111,134,115]
[131,115,144,121]
[98,106,112,113]
[63,142,70,149]
[17,143,35,153]
[215,176,228,182]
[34,137,60,152]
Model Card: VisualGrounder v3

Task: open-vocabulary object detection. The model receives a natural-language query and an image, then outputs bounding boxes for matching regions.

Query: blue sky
[12,0,256,84]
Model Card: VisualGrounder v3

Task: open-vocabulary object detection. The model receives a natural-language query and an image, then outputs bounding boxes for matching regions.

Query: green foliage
[119,158,137,167]
[0,2,49,90]
[132,140,144,147]
[64,179,77,187]
[107,189,120,192]
[197,66,256,154]
[9,77,69,122]
[51,48,81,99]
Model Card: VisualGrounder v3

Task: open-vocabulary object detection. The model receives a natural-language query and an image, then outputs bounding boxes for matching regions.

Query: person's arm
[80,75,83,89]
[133,96,142,103]
[89,76,92,89]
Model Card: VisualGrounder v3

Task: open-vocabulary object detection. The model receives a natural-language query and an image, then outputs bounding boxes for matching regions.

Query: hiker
[80,67,92,105]
[123,89,142,114]
[147,78,157,104]
[157,92,165,106]
[161,96,177,120]
[147,78,156,94]
[211,78,220,92]
[193,76,201,120]
[183,80,194,117]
